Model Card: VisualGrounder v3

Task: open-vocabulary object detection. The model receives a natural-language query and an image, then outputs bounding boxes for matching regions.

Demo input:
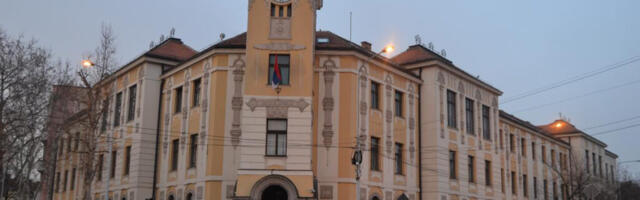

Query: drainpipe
[417,68,423,200]
[151,79,164,200]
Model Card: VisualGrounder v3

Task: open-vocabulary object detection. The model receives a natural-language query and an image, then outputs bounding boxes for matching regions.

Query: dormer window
[271,2,292,18]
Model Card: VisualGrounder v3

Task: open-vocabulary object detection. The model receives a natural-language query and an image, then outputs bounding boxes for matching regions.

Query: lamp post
[82,59,112,200]
[352,44,393,200]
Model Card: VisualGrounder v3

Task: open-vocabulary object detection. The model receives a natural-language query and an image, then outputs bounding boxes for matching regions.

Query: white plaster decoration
[269,18,292,40]
[230,58,246,146]
[437,72,445,85]
[254,43,306,51]
[200,62,211,146]
[163,79,173,155]
[245,98,310,118]
[475,89,482,100]
[408,84,416,160]
[137,67,144,118]
[385,74,393,154]
[321,59,336,148]
[181,71,191,150]
[439,85,445,139]
[458,81,465,93]
[358,65,368,149]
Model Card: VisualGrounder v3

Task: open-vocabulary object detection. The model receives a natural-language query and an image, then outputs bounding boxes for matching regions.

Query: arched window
[168,195,175,200]
[397,194,409,200]
[372,197,380,200]
[186,192,193,200]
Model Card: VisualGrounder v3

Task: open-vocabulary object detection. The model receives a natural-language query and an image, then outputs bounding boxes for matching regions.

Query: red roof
[538,119,584,135]
[145,38,197,62]
[391,45,452,66]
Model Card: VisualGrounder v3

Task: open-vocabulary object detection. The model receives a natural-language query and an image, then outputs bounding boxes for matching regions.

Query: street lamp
[82,59,95,68]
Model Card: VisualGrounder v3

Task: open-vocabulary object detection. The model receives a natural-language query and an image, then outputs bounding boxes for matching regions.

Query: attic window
[317,38,329,43]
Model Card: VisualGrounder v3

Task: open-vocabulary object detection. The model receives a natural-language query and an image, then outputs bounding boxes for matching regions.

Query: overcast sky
[2,0,639,175]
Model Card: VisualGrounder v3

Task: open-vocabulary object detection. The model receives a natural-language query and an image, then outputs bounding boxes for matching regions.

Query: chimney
[361,41,372,51]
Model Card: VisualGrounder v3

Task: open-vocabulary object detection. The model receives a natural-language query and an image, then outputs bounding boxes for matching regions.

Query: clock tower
[233,0,322,199]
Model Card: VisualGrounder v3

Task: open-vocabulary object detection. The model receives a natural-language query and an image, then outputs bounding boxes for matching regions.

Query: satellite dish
[149,41,155,49]
[441,49,447,57]
[169,28,175,37]
[159,34,165,42]
[414,35,422,45]
[428,42,434,50]
[220,33,226,41]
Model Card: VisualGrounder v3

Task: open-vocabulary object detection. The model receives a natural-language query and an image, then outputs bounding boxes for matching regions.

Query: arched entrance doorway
[261,185,288,200]
[249,175,299,200]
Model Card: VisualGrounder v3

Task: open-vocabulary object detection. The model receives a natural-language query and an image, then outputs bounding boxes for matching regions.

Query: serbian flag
[271,55,282,89]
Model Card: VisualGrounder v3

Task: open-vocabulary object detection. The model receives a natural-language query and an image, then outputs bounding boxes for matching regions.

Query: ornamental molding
[246,98,310,113]
[437,71,445,85]
[254,43,306,51]
[321,58,337,147]
[230,57,246,146]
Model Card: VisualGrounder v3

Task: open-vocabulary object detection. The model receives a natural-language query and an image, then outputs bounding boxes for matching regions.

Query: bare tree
[70,22,118,200]
[0,27,59,199]
[546,151,616,200]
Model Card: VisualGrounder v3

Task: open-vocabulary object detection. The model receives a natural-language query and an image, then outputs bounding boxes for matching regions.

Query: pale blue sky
[2,0,639,174]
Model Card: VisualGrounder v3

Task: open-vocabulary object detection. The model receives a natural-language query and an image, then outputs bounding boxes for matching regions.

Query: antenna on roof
[149,41,155,49]
[349,11,353,41]
[440,49,447,57]
[414,35,422,45]
[169,28,176,37]
[219,33,226,41]
[428,42,434,50]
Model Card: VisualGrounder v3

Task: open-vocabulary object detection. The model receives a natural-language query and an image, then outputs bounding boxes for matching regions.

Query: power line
[592,122,640,136]
[511,78,640,114]
[501,55,640,104]
[583,114,640,131]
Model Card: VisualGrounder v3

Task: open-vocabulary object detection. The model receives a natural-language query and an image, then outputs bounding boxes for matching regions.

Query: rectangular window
[468,155,475,183]
[124,146,131,176]
[110,150,117,178]
[553,182,557,200]
[446,90,457,128]
[485,160,491,186]
[523,174,528,197]
[114,92,122,127]
[501,168,505,193]
[521,138,526,157]
[509,134,515,152]
[67,136,72,153]
[266,119,287,156]
[585,150,589,174]
[74,132,80,151]
[271,3,275,17]
[542,145,547,164]
[371,137,380,171]
[500,131,504,149]
[55,172,60,192]
[449,150,457,179]
[544,179,548,200]
[128,84,137,121]
[371,82,379,109]
[395,143,403,175]
[268,54,290,85]
[189,134,198,168]
[551,149,556,167]
[193,78,201,107]
[97,154,103,181]
[63,170,68,191]
[174,86,183,113]
[532,142,536,160]
[482,105,491,140]
[71,168,76,190]
[287,4,292,17]
[394,91,403,117]
[101,100,108,132]
[534,177,538,199]
[511,171,517,195]
[465,98,474,135]
[171,139,179,171]
[592,152,596,174]
[279,4,284,17]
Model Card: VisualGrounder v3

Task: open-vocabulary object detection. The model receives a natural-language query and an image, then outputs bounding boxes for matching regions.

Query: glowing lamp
[383,45,395,53]
[82,60,94,68]
[554,122,564,128]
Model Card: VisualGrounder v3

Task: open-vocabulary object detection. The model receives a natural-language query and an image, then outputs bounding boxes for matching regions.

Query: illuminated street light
[383,44,395,54]
[82,59,95,68]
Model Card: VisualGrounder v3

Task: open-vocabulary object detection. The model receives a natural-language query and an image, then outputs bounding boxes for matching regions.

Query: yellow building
[48,1,619,200]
